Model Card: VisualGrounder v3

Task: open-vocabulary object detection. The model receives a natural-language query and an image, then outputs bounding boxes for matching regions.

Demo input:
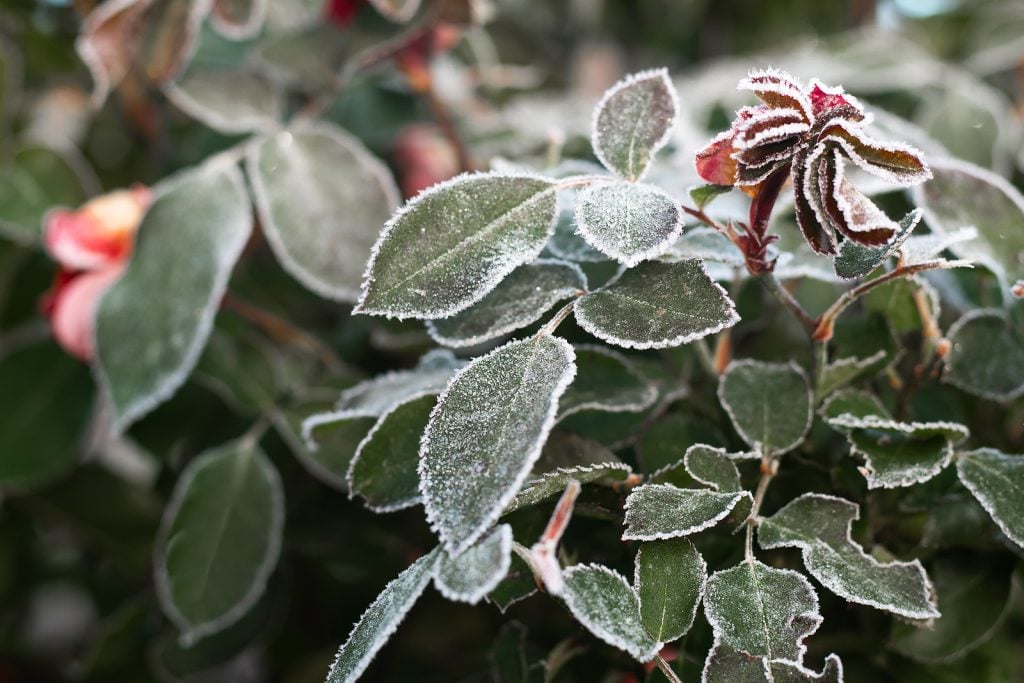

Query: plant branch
[222,294,342,372]
[654,653,683,683]
[745,454,777,563]
[756,272,817,333]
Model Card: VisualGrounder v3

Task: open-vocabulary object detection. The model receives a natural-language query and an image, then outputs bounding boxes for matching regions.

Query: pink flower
[43,186,150,361]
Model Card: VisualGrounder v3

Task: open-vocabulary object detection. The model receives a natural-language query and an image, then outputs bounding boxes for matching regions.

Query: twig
[222,294,341,372]
[756,272,818,333]
[653,653,683,683]
[745,454,777,563]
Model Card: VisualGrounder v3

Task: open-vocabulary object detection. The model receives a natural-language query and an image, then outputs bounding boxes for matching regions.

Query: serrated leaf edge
[574,181,684,267]
[434,524,513,605]
[716,359,813,456]
[622,483,752,541]
[956,449,1024,549]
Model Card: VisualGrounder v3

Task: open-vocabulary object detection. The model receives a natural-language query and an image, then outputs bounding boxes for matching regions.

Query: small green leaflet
[944,309,1024,402]
[96,160,252,432]
[704,561,822,662]
[758,494,940,619]
[683,444,743,492]
[419,336,576,555]
[434,524,512,604]
[832,209,920,280]
[557,346,657,420]
[689,184,733,211]
[574,259,739,349]
[155,438,284,644]
[634,538,706,642]
[561,564,661,662]
[816,351,888,398]
[357,172,559,319]
[574,181,683,266]
[956,449,1024,549]
[718,360,812,456]
[702,641,844,683]
[591,69,678,182]
[166,68,282,134]
[838,417,968,489]
[622,483,750,541]
[325,549,440,683]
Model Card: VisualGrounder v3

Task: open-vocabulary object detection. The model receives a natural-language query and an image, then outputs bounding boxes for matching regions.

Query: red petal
[49,266,123,361]
[695,130,739,186]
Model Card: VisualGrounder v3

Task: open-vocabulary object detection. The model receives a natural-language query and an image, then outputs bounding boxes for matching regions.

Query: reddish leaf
[75,0,153,107]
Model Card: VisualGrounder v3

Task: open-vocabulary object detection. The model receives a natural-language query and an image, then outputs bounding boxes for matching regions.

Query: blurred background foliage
[0,0,1022,681]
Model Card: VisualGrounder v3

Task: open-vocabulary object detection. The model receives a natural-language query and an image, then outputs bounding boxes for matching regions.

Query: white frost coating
[561,563,662,662]
[832,209,922,281]
[153,440,284,645]
[164,70,282,135]
[700,635,845,683]
[591,68,679,182]
[738,67,813,122]
[248,120,401,302]
[943,309,1024,402]
[508,462,632,513]
[758,493,940,619]
[434,524,513,604]
[683,445,742,492]
[210,0,268,39]
[633,538,708,642]
[96,159,252,434]
[826,414,969,439]
[956,449,1024,550]
[816,350,888,396]
[335,349,463,415]
[717,359,813,457]
[849,436,954,490]
[901,226,977,266]
[820,117,931,186]
[830,153,899,236]
[556,344,658,420]
[622,483,751,541]
[574,181,684,267]
[418,336,577,555]
[325,549,440,683]
[355,170,559,320]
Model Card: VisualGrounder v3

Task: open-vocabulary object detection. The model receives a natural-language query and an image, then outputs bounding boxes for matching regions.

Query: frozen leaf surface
[718,360,812,456]
[575,181,683,266]
[832,209,920,280]
[622,484,750,541]
[348,393,435,512]
[944,310,1024,402]
[592,69,678,181]
[249,122,400,301]
[684,444,742,492]
[357,173,558,319]
[325,549,440,683]
[816,351,888,398]
[96,161,252,432]
[836,417,968,489]
[295,412,377,490]
[561,564,661,662]
[419,336,576,554]
[663,227,745,266]
[155,439,284,643]
[702,641,844,683]
[956,448,1024,549]
[704,561,821,662]
[427,260,586,347]
[334,350,464,417]
[435,524,512,604]
[557,346,657,419]
[758,494,939,619]
[635,538,706,642]
[167,68,282,135]
[574,260,738,349]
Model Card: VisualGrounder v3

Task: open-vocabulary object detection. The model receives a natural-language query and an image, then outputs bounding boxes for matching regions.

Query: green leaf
[819,389,890,423]
[758,494,940,619]
[890,555,1015,663]
[574,260,738,349]
[0,343,94,490]
[489,621,535,683]
[704,560,822,661]
[575,181,683,266]
[718,360,812,456]
[427,259,586,348]
[914,157,1024,295]
[956,448,1024,550]
[420,336,576,554]
[835,417,968,489]
[326,549,440,683]
[155,438,284,643]
[689,184,733,211]
[702,641,844,683]
[557,346,657,419]
[96,160,252,431]
[332,349,464,417]
[0,145,92,244]
[663,227,744,266]
[816,351,888,398]
[591,69,677,181]
[832,209,920,280]
[166,68,282,134]
[434,524,512,604]
[348,393,435,512]
[944,309,1024,402]
[357,172,558,319]
[211,0,267,39]
[634,538,706,642]
[622,483,750,541]
[561,564,661,662]
[249,122,400,302]
[488,552,537,613]
[295,410,377,490]
[683,444,742,492]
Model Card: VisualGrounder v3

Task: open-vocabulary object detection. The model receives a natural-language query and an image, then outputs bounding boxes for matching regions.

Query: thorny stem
[223,294,342,372]
[653,653,684,683]
[745,454,777,563]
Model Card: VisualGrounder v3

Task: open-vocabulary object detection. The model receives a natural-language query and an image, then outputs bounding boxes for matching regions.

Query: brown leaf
[76,0,154,107]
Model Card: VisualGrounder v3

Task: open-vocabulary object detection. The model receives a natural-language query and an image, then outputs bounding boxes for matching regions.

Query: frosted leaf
[427,259,586,348]
[325,549,440,683]
[819,389,890,423]
[816,351,888,398]
[434,524,512,604]
[944,309,1024,402]
[690,184,734,211]
[758,494,940,619]
[956,448,1024,550]
[334,350,464,417]
[547,189,608,263]
[368,0,421,22]
[166,68,282,134]
[900,227,978,267]
[890,555,1015,664]
[635,538,706,642]
[704,561,822,662]
[557,346,657,420]
[155,439,284,643]
[827,414,969,440]
[718,360,812,456]
[286,408,376,491]
[574,260,739,350]
[0,145,93,245]
[574,181,683,267]
[832,209,920,280]
[561,564,661,662]
[488,552,537,613]
[914,157,1024,296]
[419,336,576,554]
[248,122,400,302]
[211,0,267,39]
[662,227,745,267]
[96,160,252,432]
[622,483,751,541]
[836,417,968,489]
[347,394,435,513]
[591,68,678,181]
[683,444,743,492]
[357,172,559,319]
[702,640,844,683]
